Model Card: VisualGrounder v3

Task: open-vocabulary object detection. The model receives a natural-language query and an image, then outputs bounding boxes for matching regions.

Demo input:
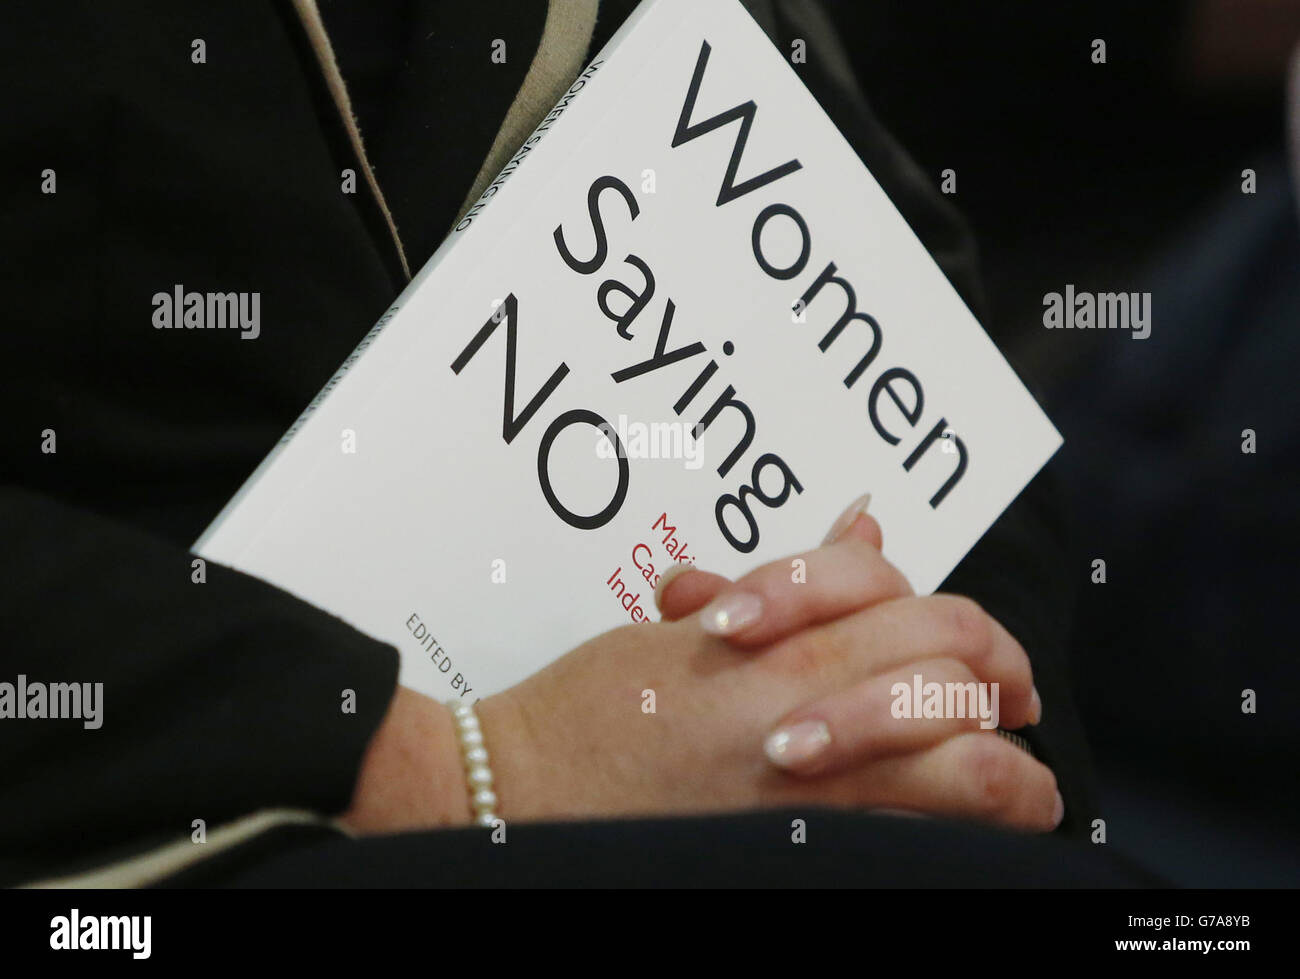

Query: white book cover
[196,0,1062,703]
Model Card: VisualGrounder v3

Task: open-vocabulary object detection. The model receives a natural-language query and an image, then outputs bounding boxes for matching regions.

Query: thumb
[654,563,731,621]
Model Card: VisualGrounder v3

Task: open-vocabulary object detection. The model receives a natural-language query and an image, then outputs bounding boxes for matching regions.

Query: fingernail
[822,492,872,545]
[1051,790,1065,828]
[698,592,763,635]
[652,561,695,611]
[764,720,832,769]
[1029,686,1043,725]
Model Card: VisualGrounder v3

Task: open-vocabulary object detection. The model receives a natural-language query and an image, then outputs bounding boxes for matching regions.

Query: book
[195,0,1062,704]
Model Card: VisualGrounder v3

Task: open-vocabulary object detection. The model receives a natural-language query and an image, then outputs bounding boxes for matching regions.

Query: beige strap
[294,0,601,275]
[291,0,413,280]
[1288,43,1300,228]
[22,809,338,889]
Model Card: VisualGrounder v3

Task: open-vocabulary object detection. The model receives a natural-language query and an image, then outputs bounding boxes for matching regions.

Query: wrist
[342,685,471,832]
[476,688,551,823]
[426,696,476,827]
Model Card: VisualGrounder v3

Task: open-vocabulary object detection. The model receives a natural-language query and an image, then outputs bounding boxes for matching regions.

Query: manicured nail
[698,592,763,635]
[823,492,872,545]
[764,720,832,769]
[1029,686,1043,725]
[1051,790,1065,828]
[652,561,695,611]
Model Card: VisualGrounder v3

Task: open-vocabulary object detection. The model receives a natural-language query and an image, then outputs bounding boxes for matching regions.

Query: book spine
[192,293,408,551]
[447,0,669,236]
[448,54,607,238]
[276,301,401,447]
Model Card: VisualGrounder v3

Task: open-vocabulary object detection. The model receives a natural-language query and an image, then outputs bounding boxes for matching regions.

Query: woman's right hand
[478,501,1060,832]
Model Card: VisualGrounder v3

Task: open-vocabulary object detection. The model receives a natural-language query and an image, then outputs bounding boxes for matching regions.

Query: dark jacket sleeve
[769,0,1096,835]
[0,485,399,886]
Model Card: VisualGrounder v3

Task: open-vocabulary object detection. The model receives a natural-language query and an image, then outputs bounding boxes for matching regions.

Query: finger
[694,536,914,647]
[656,493,890,623]
[654,563,730,621]
[657,512,891,625]
[853,731,1063,832]
[762,658,989,775]
[763,594,1039,729]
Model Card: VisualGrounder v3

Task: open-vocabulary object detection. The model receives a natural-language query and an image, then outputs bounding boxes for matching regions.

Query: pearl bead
[445,701,500,826]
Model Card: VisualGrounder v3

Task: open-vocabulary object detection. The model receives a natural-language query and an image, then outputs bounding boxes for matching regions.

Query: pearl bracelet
[447,701,499,826]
